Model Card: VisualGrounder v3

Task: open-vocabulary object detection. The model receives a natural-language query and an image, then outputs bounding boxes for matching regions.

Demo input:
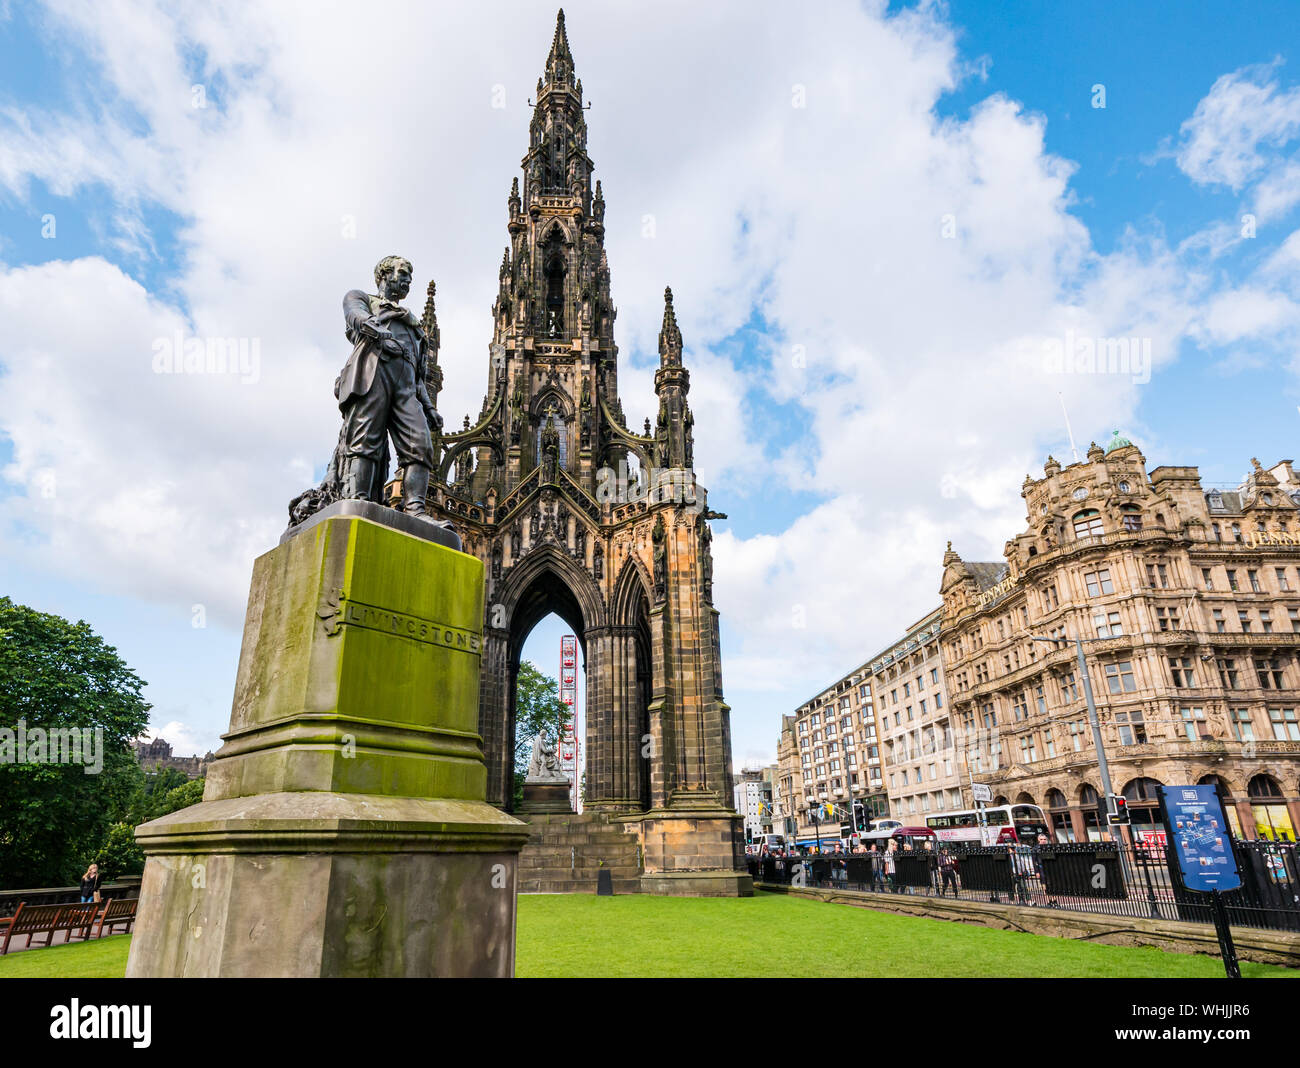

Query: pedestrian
[938,847,959,897]
[79,862,102,904]
[869,844,885,891]
[1008,843,1034,905]
[885,842,899,892]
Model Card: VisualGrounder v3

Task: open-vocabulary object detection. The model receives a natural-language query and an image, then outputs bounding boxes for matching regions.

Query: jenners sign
[1241,529,1300,550]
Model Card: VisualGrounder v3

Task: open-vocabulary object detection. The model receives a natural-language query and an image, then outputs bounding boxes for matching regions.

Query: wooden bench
[51,902,101,945]
[0,903,66,954]
[93,897,138,938]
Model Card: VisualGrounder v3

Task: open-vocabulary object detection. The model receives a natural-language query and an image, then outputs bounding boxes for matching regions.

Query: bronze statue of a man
[336,255,443,517]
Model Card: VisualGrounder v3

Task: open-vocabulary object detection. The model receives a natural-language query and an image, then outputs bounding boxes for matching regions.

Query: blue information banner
[1159,785,1241,893]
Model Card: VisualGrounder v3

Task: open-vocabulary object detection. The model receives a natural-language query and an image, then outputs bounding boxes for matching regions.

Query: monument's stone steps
[518,812,643,894]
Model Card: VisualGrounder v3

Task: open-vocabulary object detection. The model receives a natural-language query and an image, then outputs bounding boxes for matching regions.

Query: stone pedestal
[127,503,528,977]
[518,781,573,814]
[626,793,754,897]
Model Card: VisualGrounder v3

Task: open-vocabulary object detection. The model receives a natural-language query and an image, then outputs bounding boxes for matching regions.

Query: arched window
[1197,774,1233,797]
[1120,504,1143,532]
[1073,509,1104,538]
[1045,788,1073,843]
[1248,774,1282,799]
[1121,777,1162,802]
[1078,784,1103,841]
[544,255,565,333]
[1247,774,1295,842]
[1121,777,1164,832]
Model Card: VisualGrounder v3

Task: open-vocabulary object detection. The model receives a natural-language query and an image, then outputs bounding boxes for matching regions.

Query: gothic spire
[420,279,442,407]
[653,286,692,468]
[659,286,682,365]
[544,9,575,87]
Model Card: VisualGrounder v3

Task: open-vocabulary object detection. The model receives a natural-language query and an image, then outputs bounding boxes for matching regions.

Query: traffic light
[852,800,866,831]
[1107,795,1130,826]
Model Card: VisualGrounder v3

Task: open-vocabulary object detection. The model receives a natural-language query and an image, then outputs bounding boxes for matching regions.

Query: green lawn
[1,893,1294,978]
[0,934,134,978]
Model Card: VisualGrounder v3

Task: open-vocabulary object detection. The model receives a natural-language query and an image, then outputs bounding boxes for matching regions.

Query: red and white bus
[925,804,1049,846]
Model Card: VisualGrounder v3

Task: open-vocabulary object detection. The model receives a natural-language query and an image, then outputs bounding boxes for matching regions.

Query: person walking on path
[79,862,101,904]
[938,847,959,897]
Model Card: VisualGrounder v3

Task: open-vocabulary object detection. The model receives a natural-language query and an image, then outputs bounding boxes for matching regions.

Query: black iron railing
[748,840,1300,933]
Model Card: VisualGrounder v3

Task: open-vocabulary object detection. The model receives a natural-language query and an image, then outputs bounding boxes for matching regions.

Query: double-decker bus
[925,804,1048,846]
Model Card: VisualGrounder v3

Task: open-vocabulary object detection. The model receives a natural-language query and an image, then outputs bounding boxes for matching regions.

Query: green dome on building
[1105,429,1133,454]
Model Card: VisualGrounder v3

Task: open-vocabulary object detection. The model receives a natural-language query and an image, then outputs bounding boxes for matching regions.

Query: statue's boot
[342,455,376,501]
[402,462,433,518]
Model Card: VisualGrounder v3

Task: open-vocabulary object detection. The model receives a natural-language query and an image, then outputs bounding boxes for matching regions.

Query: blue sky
[2,1,1299,768]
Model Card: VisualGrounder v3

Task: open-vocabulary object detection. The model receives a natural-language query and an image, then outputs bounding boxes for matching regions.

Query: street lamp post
[806,797,824,853]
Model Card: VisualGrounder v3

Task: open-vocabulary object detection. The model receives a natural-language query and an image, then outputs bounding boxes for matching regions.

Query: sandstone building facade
[775,659,886,846]
[940,434,1300,843]
[869,609,965,822]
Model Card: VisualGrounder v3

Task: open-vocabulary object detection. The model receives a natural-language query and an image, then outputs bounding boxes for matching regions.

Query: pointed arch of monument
[611,553,652,626]
[529,384,574,420]
[498,543,606,647]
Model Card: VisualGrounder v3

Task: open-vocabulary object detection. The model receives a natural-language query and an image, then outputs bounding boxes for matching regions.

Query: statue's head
[374,255,413,301]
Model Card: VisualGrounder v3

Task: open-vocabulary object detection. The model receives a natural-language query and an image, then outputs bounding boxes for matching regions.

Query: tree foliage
[93,773,207,880]
[0,597,151,889]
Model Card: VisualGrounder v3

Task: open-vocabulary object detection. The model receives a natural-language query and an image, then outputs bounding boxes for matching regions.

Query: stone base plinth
[518,781,573,814]
[129,507,527,976]
[641,871,754,897]
[127,792,528,978]
[624,808,753,898]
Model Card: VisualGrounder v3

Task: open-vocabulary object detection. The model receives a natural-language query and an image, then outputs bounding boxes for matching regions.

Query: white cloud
[1,2,1298,768]
[1175,62,1300,191]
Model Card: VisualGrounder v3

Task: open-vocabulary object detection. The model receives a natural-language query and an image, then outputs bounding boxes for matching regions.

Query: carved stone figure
[540,410,560,482]
[699,521,713,602]
[526,732,567,782]
[511,379,526,444]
